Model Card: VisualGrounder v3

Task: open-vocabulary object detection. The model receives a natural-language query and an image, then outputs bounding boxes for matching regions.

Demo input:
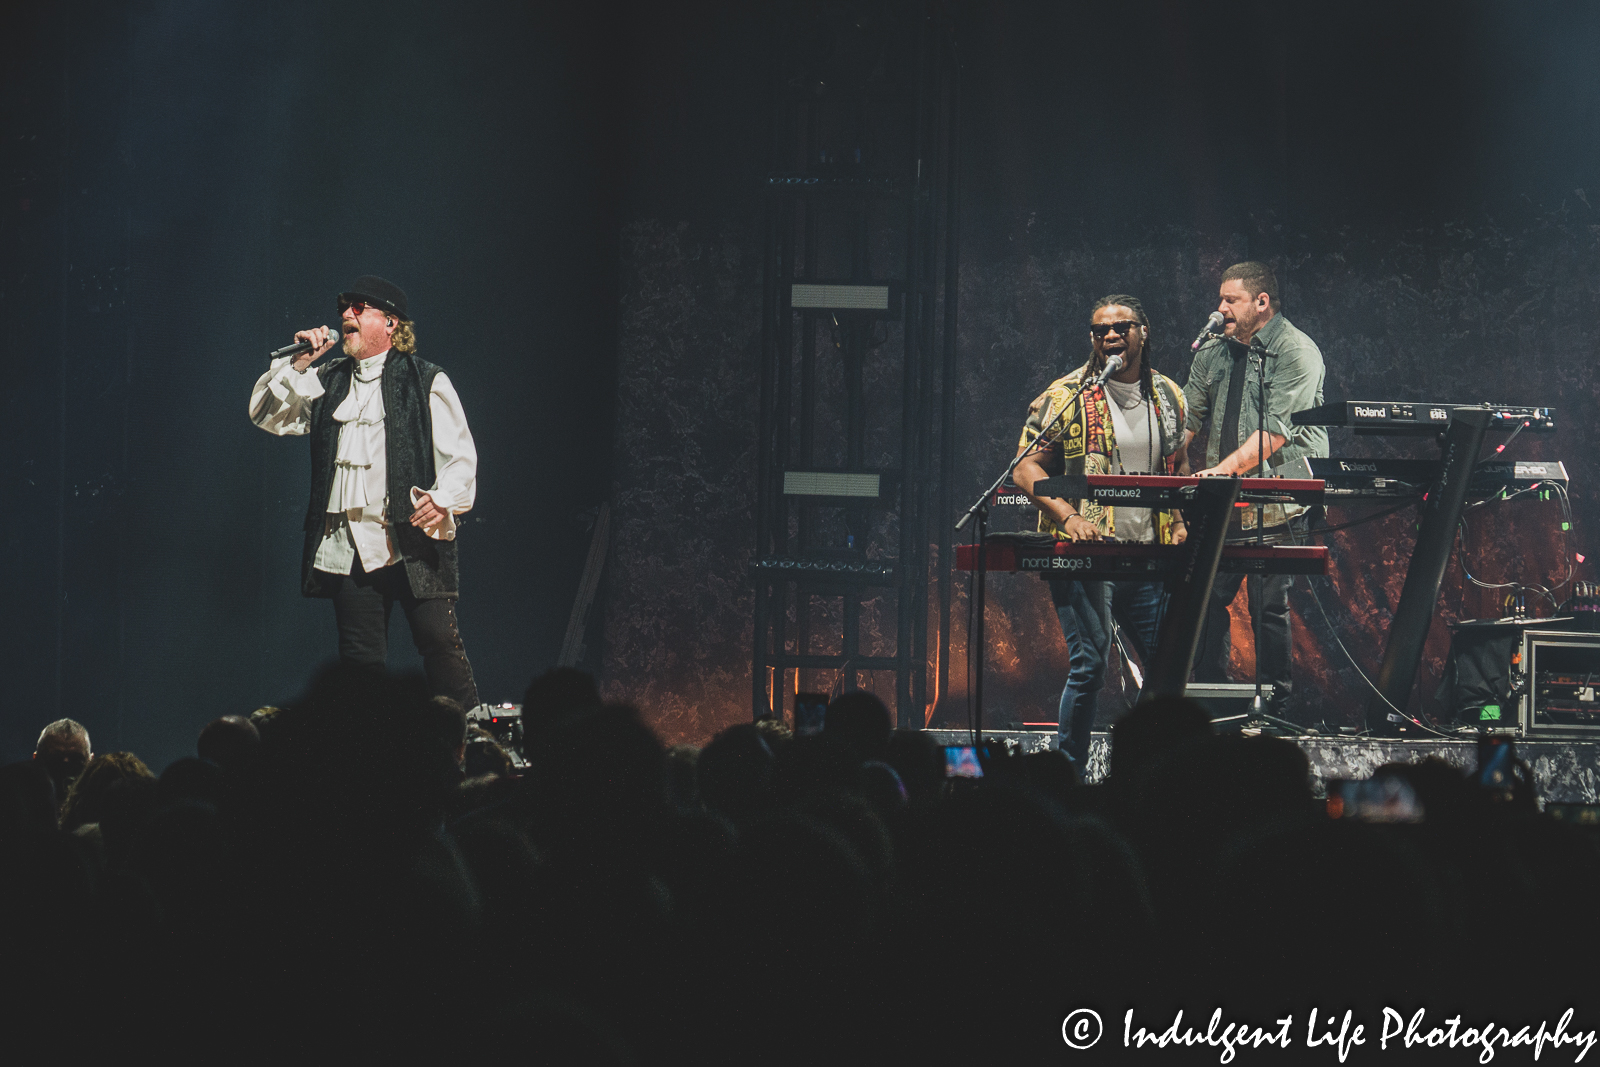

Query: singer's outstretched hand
[290,326,339,372]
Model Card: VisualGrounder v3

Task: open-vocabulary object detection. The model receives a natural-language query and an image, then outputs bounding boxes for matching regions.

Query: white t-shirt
[1103,377,1158,544]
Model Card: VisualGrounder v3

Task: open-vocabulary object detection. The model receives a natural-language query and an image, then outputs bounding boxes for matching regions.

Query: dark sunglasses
[338,297,381,315]
[1089,320,1142,339]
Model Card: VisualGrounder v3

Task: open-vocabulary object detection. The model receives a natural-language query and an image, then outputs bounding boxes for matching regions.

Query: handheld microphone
[270,328,341,360]
[1190,311,1225,351]
[1091,352,1125,386]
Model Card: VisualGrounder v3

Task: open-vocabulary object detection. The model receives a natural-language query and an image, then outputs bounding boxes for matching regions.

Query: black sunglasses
[1089,320,1142,339]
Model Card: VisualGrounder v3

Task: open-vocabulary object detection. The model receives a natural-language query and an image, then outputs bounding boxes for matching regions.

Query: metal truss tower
[752,1,961,729]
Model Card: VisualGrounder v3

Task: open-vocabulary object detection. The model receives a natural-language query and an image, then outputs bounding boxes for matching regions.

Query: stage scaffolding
[752,1,961,729]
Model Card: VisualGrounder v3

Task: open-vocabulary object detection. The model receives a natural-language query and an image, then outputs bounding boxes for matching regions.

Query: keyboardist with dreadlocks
[1012,295,1190,772]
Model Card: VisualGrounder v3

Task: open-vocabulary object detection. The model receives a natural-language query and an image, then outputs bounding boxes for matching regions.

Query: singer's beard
[342,332,360,357]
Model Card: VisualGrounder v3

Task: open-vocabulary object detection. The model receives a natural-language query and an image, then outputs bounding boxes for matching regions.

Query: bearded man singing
[250,275,480,710]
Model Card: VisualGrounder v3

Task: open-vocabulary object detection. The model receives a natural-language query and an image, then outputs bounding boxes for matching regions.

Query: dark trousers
[1050,578,1166,768]
[1194,570,1294,714]
[326,561,480,711]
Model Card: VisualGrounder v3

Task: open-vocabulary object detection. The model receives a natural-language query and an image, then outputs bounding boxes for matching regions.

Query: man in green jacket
[1183,261,1328,721]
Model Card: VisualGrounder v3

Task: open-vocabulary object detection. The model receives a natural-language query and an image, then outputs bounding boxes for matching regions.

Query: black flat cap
[339,275,410,320]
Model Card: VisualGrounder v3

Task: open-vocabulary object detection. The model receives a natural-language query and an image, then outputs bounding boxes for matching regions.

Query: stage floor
[925,729,1600,803]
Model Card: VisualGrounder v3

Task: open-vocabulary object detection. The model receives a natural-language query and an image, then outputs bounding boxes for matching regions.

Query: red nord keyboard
[1031,473,1325,507]
[954,539,1329,579]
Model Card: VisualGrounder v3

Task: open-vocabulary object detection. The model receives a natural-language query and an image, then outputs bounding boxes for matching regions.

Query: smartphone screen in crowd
[1477,734,1518,796]
[944,745,984,779]
[1324,775,1423,822]
[794,692,829,737]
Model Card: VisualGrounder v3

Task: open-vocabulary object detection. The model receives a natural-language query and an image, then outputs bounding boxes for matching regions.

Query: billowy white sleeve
[249,355,327,435]
[409,371,477,541]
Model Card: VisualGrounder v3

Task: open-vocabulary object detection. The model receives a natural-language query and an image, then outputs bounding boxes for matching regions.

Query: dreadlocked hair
[1087,293,1155,400]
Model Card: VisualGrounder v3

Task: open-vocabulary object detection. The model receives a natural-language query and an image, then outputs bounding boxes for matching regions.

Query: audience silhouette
[4,673,1597,1059]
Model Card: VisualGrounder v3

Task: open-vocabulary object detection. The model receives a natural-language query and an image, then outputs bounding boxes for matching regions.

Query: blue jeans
[1049,579,1166,767]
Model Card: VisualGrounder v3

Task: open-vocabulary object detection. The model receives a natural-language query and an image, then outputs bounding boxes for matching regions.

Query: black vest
[301,350,459,599]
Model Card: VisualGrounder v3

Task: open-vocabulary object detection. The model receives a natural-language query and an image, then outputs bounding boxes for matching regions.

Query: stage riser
[925,730,1600,803]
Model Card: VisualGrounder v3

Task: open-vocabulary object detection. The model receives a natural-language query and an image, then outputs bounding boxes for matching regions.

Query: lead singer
[249,275,480,710]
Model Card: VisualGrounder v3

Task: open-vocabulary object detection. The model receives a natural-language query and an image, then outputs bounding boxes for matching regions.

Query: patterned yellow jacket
[1017,362,1188,543]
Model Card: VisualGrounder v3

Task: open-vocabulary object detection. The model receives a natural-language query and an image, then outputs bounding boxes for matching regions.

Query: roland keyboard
[954,537,1329,579]
[1291,401,1556,435]
[1032,473,1325,507]
[1295,457,1569,500]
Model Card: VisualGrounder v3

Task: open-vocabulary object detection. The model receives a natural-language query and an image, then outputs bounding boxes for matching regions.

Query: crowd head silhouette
[3,670,1595,1060]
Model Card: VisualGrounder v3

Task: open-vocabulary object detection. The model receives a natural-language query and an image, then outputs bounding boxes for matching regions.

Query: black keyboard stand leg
[1143,477,1240,701]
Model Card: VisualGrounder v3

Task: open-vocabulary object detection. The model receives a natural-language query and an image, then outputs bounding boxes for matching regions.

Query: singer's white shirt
[249,348,477,576]
[1103,377,1157,544]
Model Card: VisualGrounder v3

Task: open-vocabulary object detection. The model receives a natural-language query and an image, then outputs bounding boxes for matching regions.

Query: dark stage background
[2,0,625,766]
[4,1,1598,764]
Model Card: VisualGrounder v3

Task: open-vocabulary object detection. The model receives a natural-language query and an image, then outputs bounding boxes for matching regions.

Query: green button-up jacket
[1182,311,1329,528]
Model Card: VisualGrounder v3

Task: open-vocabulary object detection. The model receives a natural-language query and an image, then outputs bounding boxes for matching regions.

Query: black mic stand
[955,365,1115,748]
[1245,341,1298,735]
[1249,344,1269,723]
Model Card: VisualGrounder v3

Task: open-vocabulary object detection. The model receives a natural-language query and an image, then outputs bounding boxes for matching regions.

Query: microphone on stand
[1090,352,1125,386]
[1190,311,1225,350]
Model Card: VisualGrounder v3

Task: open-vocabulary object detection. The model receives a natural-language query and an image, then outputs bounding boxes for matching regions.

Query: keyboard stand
[1366,407,1492,734]
[1143,476,1239,700]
